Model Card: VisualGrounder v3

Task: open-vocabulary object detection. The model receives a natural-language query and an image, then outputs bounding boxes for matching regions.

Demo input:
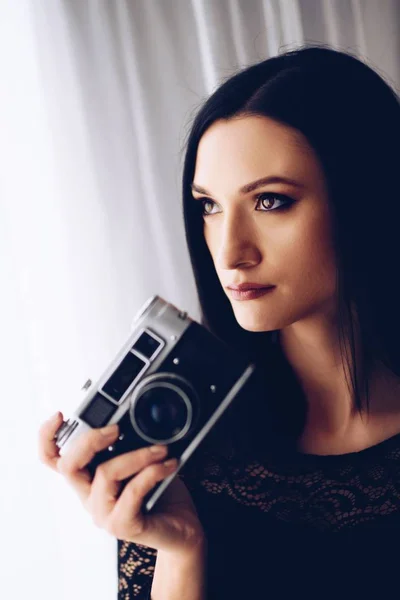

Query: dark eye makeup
[194,192,295,217]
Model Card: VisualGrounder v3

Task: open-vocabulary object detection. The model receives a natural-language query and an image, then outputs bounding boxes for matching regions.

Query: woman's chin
[230,300,279,332]
[235,316,273,332]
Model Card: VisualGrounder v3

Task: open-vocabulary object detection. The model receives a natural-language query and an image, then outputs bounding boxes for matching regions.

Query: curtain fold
[1,1,399,599]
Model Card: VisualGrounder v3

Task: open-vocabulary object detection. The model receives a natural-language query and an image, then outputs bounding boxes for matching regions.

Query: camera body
[55,295,255,513]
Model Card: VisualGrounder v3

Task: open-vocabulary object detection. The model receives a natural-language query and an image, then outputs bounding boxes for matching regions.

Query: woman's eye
[256,192,292,211]
[201,199,218,215]
[200,192,293,216]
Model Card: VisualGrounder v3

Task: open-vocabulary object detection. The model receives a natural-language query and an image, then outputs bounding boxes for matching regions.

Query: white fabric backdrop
[0,1,399,599]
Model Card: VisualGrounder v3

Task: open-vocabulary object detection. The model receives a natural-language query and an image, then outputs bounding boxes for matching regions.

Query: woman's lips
[228,286,275,301]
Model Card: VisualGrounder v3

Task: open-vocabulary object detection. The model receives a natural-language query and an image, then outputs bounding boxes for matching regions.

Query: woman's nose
[215,218,261,270]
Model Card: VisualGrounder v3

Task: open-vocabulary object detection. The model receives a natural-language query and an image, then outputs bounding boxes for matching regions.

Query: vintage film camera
[55,295,255,513]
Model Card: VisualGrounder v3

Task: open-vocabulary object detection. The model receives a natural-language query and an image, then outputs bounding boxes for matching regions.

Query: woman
[39,45,400,599]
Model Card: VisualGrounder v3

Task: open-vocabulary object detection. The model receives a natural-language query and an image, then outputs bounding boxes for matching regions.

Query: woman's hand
[38,411,205,556]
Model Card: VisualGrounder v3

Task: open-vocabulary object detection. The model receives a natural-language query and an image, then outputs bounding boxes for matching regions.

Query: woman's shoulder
[178,417,400,530]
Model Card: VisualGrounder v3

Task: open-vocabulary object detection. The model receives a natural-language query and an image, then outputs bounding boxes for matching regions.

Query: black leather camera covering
[86,321,253,491]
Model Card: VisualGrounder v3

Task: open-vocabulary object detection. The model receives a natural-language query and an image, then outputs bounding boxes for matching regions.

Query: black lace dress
[117,335,400,598]
[117,423,400,599]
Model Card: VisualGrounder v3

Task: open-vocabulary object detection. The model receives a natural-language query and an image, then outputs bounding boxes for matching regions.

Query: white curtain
[1,1,399,599]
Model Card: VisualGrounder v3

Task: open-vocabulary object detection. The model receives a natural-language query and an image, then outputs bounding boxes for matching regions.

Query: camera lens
[134,386,189,442]
[130,375,195,444]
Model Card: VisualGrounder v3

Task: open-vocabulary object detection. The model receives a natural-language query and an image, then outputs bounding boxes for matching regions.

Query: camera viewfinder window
[132,330,163,359]
[80,393,117,428]
[102,352,147,401]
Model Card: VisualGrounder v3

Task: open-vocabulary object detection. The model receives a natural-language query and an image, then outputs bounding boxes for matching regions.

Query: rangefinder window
[102,351,148,401]
[80,393,117,428]
[132,330,164,359]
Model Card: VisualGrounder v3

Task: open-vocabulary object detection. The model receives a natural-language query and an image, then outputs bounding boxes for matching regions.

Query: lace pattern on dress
[198,439,400,531]
[118,433,400,598]
[118,541,156,599]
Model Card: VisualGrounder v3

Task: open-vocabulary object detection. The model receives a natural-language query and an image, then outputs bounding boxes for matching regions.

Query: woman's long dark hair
[180,44,400,456]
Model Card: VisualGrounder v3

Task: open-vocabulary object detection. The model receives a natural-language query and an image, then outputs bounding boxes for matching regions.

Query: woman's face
[191,115,338,332]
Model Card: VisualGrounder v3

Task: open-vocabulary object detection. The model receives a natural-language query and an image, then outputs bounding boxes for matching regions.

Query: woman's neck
[277,323,400,452]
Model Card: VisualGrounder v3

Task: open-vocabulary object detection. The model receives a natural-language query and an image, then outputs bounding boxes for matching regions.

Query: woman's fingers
[39,413,181,540]
[106,458,179,539]
[92,444,168,483]
[86,444,169,523]
[38,411,64,471]
[56,424,120,502]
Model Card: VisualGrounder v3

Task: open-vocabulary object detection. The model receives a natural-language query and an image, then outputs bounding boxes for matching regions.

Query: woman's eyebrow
[191,175,305,196]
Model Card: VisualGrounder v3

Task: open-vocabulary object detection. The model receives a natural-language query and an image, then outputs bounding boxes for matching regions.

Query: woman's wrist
[151,535,207,600]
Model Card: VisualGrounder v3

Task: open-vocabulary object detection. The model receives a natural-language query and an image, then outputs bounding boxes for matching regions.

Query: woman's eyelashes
[198,192,294,217]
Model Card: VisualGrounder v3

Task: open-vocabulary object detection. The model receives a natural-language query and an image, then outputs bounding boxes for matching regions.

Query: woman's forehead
[193,117,320,195]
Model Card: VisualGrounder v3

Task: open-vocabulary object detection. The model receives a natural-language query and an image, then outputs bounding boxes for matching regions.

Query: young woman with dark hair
[39,45,400,599]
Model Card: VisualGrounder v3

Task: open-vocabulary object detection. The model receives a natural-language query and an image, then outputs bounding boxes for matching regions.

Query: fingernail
[163,458,178,469]
[149,445,167,455]
[50,411,61,421]
[99,424,118,437]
